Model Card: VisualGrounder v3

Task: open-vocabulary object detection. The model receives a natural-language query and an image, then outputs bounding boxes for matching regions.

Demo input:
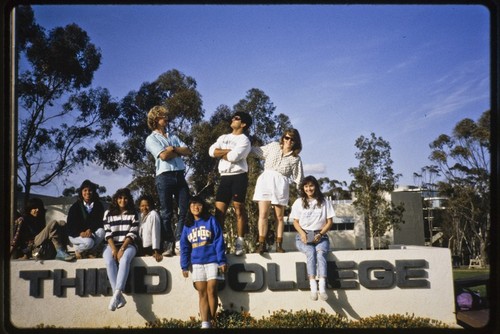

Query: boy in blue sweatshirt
[180,196,227,329]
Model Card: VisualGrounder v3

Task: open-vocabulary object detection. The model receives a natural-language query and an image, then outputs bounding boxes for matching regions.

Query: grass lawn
[453,267,490,298]
[453,268,490,280]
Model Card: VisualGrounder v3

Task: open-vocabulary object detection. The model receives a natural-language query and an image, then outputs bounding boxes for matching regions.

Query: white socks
[318,277,326,293]
[318,277,328,300]
[309,279,318,300]
[310,278,328,301]
[201,321,211,328]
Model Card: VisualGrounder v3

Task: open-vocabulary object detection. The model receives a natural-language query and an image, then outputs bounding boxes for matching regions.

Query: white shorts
[192,263,220,282]
[252,170,289,206]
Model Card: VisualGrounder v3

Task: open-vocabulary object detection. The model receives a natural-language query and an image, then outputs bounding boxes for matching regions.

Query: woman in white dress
[252,128,304,254]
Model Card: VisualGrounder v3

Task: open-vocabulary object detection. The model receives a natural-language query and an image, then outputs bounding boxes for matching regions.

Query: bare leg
[195,281,210,322]
[258,201,272,238]
[214,201,227,229]
[207,279,219,321]
[233,201,247,237]
[274,205,285,240]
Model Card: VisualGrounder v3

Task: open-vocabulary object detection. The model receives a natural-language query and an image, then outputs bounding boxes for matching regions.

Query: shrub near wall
[146,309,449,329]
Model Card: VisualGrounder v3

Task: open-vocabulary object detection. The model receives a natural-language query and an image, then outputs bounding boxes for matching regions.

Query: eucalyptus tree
[348,133,404,249]
[93,69,203,198]
[317,177,351,200]
[429,110,490,264]
[16,5,117,203]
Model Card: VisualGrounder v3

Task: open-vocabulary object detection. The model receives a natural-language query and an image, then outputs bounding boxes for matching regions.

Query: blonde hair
[147,105,170,130]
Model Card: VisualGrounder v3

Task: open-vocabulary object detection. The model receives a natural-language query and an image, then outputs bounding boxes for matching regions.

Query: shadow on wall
[326,253,361,320]
[131,257,170,323]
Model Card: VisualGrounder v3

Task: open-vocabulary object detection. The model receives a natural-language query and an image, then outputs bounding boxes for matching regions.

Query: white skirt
[252,170,290,206]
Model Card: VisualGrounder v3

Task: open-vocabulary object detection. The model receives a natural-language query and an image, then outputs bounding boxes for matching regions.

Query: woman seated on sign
[103,188,139,311]
[10,197,74,261]
[137,194,163,262]
[290,175,333,301]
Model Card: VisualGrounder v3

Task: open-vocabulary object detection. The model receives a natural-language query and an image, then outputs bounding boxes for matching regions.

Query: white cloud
[303,163,327,174]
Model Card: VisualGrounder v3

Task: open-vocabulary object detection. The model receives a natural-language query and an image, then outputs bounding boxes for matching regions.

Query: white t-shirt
[289,198,335,231]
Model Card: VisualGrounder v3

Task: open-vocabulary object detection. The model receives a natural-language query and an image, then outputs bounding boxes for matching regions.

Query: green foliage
[144,309,448,329]
[256,309,348,328]
[16,5,118,203]
[429,110,490,264]
[318,177,351,200]
[349,313,448,328]
[348,133,403,249]
[145,316,200,329]
[215,308,257,328]
[94,69,204,201]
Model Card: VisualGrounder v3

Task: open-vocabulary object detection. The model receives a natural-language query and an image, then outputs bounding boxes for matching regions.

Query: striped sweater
[103,210,139,247]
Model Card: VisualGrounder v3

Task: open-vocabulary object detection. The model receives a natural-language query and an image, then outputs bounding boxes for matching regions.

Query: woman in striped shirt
[103,188,139,311]
[252,128,304,254]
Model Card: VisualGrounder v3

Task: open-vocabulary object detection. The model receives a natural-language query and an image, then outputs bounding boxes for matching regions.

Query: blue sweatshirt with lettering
[180,215,226,271]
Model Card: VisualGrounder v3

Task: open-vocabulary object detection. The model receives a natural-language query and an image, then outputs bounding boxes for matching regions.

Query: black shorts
[215,173,248,204]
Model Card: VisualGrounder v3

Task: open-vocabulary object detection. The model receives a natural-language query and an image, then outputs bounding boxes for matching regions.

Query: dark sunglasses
[283,136,294,142]
[232,115,241,121]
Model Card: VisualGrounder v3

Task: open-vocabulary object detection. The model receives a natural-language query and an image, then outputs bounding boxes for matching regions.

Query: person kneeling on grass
[180,196,227,329]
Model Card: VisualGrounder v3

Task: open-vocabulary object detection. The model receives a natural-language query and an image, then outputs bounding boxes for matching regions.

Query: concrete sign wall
[8,246,458,328]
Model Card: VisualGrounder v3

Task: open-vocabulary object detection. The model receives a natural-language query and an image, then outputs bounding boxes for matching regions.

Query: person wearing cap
[252,128,304,254]
[208,111,252,256]
[145,105,192,257]
[10,197,75,261]
[67,179,106,259]
[180,196,227,329]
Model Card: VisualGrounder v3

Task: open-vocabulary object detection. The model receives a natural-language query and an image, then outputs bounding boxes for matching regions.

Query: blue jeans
[295,234,329,278]
[68,228,105,253]
[103,245,137,291]
[156,170,189,242]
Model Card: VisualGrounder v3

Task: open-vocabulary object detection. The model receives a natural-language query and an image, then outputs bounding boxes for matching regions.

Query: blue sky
[27,4,491,197]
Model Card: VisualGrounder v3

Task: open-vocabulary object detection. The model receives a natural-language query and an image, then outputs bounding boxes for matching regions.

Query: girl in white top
[252,128,304,254]
[138,195,163,262]
[290,175,334,301]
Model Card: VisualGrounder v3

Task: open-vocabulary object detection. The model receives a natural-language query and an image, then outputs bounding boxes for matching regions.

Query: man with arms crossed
[209,112,252,256]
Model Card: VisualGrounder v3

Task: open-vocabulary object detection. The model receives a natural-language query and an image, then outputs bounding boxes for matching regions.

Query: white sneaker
[117,293,127,308]
[235,238,245,256]
[310,292,318,301]
[108,295,118,311]
[162,241,174,257]
[109,290,126,310]
[175,241,181,255]
[319,291,328,301]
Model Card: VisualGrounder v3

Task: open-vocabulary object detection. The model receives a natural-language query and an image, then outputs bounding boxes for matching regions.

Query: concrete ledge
[8,247,458,328]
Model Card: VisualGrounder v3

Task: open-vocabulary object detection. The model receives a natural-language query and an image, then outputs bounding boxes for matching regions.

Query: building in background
[283,188,441,251]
